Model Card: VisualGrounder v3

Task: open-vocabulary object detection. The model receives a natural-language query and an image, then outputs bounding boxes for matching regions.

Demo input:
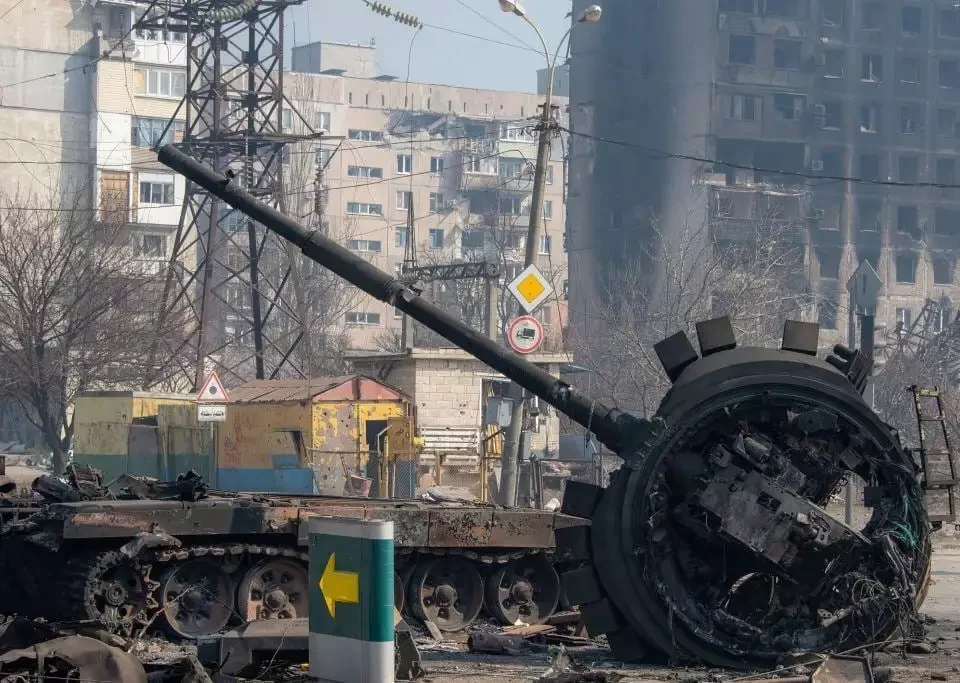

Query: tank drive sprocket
[557,317,932,670]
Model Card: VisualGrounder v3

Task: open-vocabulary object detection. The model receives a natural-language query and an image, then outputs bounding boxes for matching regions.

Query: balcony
[123,258,168,278]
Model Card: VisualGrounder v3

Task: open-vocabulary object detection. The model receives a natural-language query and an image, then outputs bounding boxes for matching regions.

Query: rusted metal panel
[61,500,300,539]
[488,509,557,547]
[296,508,430,547]
[427,509,496,547]
[424,508,560,548]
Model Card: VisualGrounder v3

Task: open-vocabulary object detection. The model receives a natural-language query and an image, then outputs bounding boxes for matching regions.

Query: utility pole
[498,1,603,507]
[845,259,882,525]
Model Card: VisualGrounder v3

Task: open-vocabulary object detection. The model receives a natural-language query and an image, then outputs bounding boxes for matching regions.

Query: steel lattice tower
[140,0,308,389]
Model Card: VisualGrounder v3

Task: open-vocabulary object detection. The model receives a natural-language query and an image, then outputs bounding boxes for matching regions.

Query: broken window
[773,93,805,120]
[763,0,802,18]
[941,8,960,38]
[941,60,960,88]
[936,207,960,235]
[822,1,843,27]
[934,258,954,285]
[862,54,883,81]
[899,155,919,183]
[899,57,920,83]
[395,225,410,249]
[938,158,956,185]
[934,305,951,333]
[720,0,756,12]
[862,2,882,30]
[134,234,166,258]
[823,101,842,128]
[821,147,844,176]
[728,94,758,120]
[860,104,880,133]
[901,6,922,35]
[860,155,880,182]
[819,299,838,330]
[896,307,912,330]
[815,200,842,231]
[900,104,920,134]
[818,250,840,279]
[939,109,960,137]
[896,253,917,283]
[897,206,921,239]
[729,35,756,65]
[858,198,881,231]
[461,230,485,249]
[774,40,801,70]
[824,49,844,78]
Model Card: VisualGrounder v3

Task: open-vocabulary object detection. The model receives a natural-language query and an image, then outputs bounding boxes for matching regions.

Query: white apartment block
[1,0,190,282]
[1,7,568,356]
[284,41,570,351]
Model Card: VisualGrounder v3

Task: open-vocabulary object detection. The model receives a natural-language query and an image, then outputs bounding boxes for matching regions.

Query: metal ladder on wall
[909,385,958,523]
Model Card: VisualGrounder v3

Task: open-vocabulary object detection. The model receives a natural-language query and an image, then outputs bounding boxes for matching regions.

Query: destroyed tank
[151,145,932,669]
[0,145,932,670]
[0,472,582,639]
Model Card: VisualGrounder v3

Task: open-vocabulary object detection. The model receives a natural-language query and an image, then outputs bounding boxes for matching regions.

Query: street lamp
[498,0,525,16]
[496,2,602,507]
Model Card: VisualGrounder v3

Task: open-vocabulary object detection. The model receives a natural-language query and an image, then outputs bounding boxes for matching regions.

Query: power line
[0,0,159,90]
[560,125,960,191]
[0,0,27,23]
[452,0,537,53]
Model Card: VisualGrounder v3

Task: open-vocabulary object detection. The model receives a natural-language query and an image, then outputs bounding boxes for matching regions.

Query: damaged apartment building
[284,41,569,351]
[568,0,960,348]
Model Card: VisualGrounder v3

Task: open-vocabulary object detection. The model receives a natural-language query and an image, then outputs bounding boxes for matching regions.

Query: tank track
[22,539,552,639]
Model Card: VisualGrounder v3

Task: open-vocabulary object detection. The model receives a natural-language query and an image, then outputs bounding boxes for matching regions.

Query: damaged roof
[227,375,406,404]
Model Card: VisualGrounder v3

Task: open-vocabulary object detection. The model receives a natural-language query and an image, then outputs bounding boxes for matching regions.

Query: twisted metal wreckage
[0,145,935,672]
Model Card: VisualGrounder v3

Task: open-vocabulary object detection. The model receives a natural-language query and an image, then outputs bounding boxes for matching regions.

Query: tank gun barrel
[158,144,631,452]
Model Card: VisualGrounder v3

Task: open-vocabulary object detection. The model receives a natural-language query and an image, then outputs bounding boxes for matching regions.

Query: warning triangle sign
[197,372,228,403]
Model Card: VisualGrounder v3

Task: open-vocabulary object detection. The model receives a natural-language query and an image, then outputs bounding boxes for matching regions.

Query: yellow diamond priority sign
[507,264,553,314]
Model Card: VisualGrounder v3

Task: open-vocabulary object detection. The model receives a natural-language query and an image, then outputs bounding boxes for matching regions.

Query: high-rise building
[287,42,569,351]
[568,0,960,348]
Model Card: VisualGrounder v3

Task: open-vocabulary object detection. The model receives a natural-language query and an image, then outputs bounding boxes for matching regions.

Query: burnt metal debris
[21,144,920,669]
[0,467,574,639]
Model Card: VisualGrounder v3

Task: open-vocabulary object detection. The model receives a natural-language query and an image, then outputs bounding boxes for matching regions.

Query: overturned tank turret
[156,145,932,669]
[556,321,930,668]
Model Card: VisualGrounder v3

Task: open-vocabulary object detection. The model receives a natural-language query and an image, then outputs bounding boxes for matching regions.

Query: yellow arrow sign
[318,552,359,618]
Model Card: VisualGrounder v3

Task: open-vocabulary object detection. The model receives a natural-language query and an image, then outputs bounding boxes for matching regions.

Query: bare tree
[0,191,186,472]
[873,310,960,444]
[569,204,812,417]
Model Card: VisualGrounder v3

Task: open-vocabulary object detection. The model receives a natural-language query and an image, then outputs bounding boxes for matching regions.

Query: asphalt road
[419,540,960,683]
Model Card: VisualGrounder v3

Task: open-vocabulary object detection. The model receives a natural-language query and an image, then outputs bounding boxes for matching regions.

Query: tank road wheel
[237,559,309,621]
[159,560,235,638]
[88,561,153,636]
[408,558,483,632]
[485,554,560,625]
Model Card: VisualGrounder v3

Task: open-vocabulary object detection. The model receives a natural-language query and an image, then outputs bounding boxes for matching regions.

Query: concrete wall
[216,396,406,494]
[350,349,564,455]
[0,0,96,198]
[71,393,198,481]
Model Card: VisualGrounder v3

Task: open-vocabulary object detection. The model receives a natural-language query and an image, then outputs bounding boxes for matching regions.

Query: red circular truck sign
[507,315,544,354]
